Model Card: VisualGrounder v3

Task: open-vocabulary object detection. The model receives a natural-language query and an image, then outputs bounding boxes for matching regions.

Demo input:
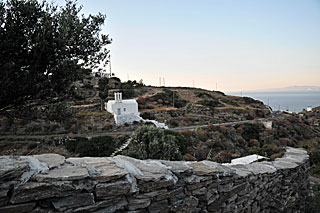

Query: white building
[106,92,141,125]
[307,106,312,112]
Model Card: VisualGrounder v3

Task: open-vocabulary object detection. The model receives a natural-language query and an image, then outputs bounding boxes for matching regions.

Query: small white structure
[262,121,272,130]
[307,106,312,112]
[106,92,141,125]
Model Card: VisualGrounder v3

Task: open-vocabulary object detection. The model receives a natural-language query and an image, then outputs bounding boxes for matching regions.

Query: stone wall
[0,147,310,212]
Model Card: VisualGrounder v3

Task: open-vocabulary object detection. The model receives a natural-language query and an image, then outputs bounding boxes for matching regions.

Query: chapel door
[117,108,121,115]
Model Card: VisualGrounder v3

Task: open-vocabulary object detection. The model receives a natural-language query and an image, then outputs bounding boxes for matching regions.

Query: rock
[244,162,277,175]
[111,156,177,192]
[95,180,131,198]
[148,199,169,213]
[90,199,127,213]
[159,161,193,177]
[35,166,88,182]
[0,156,28,181]
[0,202,35,213]
[33,154,65,169]
[67,197,127,213]
[66,157,127,182]
[51,193,94,211]
[171,196,199,213]
[187,161,224,176]
[10,181,74,204]
[154,187,183,201]
[134,189,167,199]
[127,198,151,210]
[19,156,49,183]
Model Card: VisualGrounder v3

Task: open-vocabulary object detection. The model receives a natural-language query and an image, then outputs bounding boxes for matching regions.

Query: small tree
[122,125,184,160]
[0,0,111,112]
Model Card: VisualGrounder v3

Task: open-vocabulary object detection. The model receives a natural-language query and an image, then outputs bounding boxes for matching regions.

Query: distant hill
[251,86,320,92]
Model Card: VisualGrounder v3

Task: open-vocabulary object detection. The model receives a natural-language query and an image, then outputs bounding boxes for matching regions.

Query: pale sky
[54,0,320,92]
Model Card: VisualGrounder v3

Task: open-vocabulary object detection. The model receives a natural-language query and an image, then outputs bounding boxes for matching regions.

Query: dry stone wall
[0,147,310,212]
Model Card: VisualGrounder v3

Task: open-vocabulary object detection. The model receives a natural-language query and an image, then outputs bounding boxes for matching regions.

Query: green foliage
[197,99,223,108]
[151,89,186,108]
[220,98,239,107]
[0,0,111,111]
[309,150,320,165]
[66,136,117,157]
[122,125,184,160]
[45,102,74,122]
[307,184,320,212]
[236,123,260,141]
[242,97,263,105]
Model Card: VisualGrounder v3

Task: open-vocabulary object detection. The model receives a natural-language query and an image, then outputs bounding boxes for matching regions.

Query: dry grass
[215,106,247,110]
[76,111,113,118]
[70,103,99,108]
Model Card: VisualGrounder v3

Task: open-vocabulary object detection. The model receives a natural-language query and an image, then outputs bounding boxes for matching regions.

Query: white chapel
[105,92,141,124]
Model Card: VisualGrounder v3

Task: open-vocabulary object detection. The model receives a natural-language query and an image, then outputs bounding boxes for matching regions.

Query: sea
[227,91,320,113]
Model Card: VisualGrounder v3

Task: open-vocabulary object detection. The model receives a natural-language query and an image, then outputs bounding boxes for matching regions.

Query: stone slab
[0,202,35,213]
[35,166,88,182]
[10,182,75,204]
[0,156,28,181]
[66,157,127,182]
[33,154,65,169]
[51,193,94,211]
[95,180,131,198]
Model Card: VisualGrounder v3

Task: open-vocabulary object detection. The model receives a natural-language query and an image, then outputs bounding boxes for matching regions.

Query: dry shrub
[182,115,189,122]
[197,129,208,142]
[212,150,232,163]
[149,97,155,101]
[184,153,197,161]
[0,117,9,127]
[157,99,163,104]
[105,122,112,130]
[181,129,192,137]
[146,104,156,109]
[136,96,146,105]
[195,145,207,160]
[164,100,170,104]
[249,139,260,147]
[279,138,290,146]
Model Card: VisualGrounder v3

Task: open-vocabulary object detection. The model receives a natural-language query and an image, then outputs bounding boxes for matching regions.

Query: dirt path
[0,118,267,139]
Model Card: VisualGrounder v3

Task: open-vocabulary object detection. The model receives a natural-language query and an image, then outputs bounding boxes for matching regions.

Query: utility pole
[127,74,129,81]
[216,83,217,91]
[159,77,161,86]
[193,80,195,87]
[163,77,165,86]
[108,55,111,77]
[172,91,175,108]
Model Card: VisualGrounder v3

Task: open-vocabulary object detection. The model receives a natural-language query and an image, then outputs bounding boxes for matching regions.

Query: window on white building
[123,108,126,112]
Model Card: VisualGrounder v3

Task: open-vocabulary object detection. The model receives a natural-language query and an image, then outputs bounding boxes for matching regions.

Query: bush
[309,150,320,165]
[197,99,223,108]
[122,125,184,160]
[45,102,74,122]
[196,129,208,142]
[66,136,117,157]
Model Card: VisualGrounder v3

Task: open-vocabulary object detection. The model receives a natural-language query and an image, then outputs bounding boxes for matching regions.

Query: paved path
[0,118,267,140]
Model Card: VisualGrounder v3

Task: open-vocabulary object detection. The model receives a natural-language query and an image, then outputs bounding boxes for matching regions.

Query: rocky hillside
[0,77,270,135]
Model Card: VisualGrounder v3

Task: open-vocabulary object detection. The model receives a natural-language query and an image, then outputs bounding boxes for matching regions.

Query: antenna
[127,74,129,81]
[163,77,165,86]
[193,80,195,87]
[216,83,218,91]
[159,77,161,86]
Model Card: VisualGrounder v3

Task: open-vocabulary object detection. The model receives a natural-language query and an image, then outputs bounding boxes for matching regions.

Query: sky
[54,0,320,92]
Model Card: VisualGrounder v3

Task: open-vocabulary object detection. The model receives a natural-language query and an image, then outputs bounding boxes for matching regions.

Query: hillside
[0,76,270,135]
